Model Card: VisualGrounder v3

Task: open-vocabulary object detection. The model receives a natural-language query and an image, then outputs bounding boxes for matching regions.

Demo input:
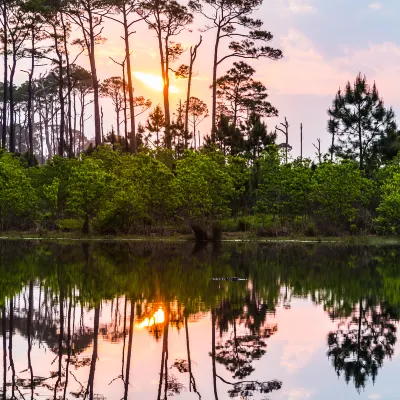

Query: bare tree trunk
[88,16,102,147]
[2,1,8,149]
[9,48,17,153]
[184,36,202,149]
[122,61,128,151]
[123,5,136,152]
[61,13,74,158]
[73,91,77,155]
[211,27,221,141]
[27,26,36,164]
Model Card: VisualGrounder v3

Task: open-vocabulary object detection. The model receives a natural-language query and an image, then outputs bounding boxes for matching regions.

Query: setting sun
[134,72,180,94]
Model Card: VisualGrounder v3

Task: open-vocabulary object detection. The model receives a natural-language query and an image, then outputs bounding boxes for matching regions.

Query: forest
[0,0,400,238]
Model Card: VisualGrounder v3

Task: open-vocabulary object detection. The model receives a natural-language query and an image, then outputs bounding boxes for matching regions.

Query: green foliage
[66,156,111,225]
[256,149,312,220]
[97,152,177,233]
[0,151,38,228]
[328,74,398,171]
[174,151,234,222]
[375,173,400,234]
[310,161,374,230]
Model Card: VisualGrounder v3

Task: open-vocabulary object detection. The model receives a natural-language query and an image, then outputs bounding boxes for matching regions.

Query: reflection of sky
[3,294,400,399]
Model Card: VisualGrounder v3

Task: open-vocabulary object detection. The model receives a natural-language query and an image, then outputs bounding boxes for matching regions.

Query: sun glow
[135,307,165,329]
[134,72,180,93]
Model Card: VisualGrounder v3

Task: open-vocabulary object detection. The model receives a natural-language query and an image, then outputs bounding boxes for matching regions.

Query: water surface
[0,240,399,400]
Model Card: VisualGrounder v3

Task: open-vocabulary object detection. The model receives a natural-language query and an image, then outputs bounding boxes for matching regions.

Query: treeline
[1,142,400,237]
[0,0,282,163]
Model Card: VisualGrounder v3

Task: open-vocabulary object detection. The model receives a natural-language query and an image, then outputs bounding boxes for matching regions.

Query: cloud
[368,3,382,10]
[260,29,400,106]
[286,388,316,400]
[368,394,382,400]
[287,0,316,14]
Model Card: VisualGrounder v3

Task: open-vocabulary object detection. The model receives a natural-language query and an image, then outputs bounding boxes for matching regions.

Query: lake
[0,240,399,400]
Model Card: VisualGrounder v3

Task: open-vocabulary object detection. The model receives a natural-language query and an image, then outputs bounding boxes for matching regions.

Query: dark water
[0,240,400,400]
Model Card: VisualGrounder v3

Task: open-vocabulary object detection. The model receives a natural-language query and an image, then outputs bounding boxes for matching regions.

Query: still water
[0,240,400,400]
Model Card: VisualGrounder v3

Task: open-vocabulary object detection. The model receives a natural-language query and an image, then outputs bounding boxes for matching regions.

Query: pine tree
[328,73,398,170]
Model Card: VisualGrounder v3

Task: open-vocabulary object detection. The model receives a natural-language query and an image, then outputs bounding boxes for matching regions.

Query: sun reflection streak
[135,306,165,329]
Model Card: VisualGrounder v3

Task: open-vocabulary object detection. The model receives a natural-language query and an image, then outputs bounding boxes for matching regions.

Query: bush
[57,219,84,232]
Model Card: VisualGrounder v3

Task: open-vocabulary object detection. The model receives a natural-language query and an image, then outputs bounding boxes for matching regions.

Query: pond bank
[0,230,399,245]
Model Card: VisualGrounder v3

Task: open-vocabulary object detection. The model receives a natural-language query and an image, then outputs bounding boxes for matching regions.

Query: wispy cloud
[287,0,316,14]
[260,29,400,106]
[368,3,383,10]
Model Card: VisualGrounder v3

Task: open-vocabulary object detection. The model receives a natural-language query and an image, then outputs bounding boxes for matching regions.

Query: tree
[174,35,203,147]
[143,0,193,149]
[100,77,126,140]
[244,112,276,159]
[216,61,277,127]
[174,151,234,240]
[327,299,397,391]
[66,156,111,233]
[146,105,165,146]
[4,0,30,153]
[69,0,111,147]
[70,65,93,155]
[328,73,397,171]
[185,97,208,149]
[0,150,38,229]
[188,0,282,137]
[106,0,147,152]
[310,160,375,231]
[375,172,400,234]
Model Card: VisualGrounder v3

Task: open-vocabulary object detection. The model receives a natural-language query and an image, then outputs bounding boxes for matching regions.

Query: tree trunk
[88,10,102,147]
[123,6,136,152]
[211,27,221,141]
[27,26,35,164]
[122,62,128,151]
[156,31,170,148]
[2,2,7,149]
[61,13,74,158]
[9,49,17,153]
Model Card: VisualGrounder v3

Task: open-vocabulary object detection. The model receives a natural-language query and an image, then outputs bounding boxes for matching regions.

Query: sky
[10,0,400,160]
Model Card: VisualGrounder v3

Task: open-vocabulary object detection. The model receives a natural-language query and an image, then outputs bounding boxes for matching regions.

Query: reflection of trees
[211,291,281,400]
[327,298,398,391]
[2,240,400,398]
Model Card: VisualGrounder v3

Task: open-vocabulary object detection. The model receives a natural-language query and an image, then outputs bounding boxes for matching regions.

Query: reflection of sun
[136,307,165,329]
[134,72,180,93]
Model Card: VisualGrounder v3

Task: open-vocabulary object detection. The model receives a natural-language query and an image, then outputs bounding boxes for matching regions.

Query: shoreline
[0,231,399,245]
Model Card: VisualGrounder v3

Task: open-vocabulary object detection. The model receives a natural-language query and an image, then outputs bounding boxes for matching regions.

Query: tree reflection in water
[327,298,398,391]
[0,241,398,398]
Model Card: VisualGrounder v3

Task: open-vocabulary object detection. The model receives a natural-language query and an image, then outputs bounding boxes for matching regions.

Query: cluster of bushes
[1,146,400,237]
